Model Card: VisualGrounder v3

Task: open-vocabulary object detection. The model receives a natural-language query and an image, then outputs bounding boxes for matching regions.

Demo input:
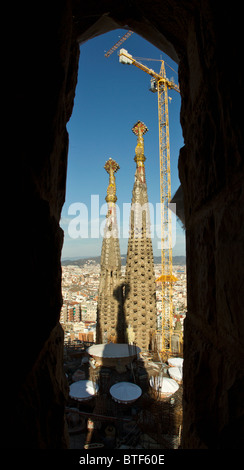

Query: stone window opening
[11,2,244,452]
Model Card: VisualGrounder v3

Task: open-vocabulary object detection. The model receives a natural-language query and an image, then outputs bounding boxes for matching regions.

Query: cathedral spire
[96,158,125,344]
[124,122,157,351]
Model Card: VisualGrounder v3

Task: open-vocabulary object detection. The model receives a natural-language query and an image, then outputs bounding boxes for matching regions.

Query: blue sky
[61,29,185,259]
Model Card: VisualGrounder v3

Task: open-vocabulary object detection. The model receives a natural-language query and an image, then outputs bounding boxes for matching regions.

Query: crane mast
[119,48,180,356]
[157,61,177,355]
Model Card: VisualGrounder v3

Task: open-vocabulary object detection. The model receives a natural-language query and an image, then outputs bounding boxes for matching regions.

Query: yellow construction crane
[119,48,180,357]
[104,31,133,57]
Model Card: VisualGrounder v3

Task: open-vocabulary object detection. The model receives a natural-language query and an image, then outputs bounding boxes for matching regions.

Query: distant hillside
[155,255,186,266]
[61,256,101,267]
[62,255,186,266]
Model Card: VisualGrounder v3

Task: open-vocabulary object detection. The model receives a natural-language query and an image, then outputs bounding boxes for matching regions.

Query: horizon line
[61,253,186,261]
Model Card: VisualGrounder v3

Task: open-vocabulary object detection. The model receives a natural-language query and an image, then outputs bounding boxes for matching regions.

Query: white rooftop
[168,366,183,382]
[110,382,142,404]
[87,343,140,358]
[150,376,179,396]
[167,357,183,368]
[69,380,99,401]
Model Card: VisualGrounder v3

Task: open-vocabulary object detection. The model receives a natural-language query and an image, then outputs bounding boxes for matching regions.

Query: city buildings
[60,262,99,343]
[60,260,187,345]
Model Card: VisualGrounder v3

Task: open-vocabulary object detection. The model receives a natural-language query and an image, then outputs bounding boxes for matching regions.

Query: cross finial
[132,120,148,137]
[132,120,148,164]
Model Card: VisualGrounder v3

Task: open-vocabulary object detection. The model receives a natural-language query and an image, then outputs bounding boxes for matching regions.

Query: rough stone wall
[5,1,80,448]
[178,5,244,448]
[14,324,69,448]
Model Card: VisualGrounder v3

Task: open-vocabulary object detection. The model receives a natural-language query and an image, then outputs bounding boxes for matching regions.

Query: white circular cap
[69,380,99,401]
[110,382,142,404]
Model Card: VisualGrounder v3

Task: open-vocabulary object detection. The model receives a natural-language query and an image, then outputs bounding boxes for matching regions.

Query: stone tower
[124,121,157,351]
[96,158,126,344]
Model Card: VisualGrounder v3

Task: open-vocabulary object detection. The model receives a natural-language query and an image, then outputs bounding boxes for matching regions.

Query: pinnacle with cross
[104,157,120,203]
[132,120,148,164]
